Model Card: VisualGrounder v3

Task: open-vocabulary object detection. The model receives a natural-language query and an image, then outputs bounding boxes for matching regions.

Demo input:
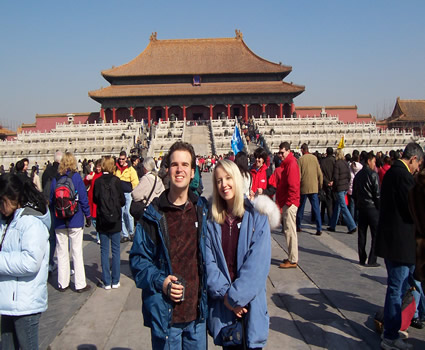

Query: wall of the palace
[295,108,371,123]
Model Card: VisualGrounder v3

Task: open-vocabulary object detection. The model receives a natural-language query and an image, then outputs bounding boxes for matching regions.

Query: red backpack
[54,173,78,220]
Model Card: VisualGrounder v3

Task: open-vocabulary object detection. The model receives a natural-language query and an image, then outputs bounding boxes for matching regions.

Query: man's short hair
[167,141,196,169]
[301,143,309,152]
[279,142,291,151]
[402,142,424,161]
[366,151,376,162]
[326,147,333,156]
[119,151,127,157]
[15,160,24,172]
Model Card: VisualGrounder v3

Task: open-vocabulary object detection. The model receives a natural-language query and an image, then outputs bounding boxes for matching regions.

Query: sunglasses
[119,158,126,161]
[278,152,285,155]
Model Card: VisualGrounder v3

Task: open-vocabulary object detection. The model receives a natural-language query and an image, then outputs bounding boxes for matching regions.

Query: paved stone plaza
[3,172,424,350]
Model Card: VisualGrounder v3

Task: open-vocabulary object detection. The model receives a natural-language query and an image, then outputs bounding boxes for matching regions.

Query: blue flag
[231,125,244,155]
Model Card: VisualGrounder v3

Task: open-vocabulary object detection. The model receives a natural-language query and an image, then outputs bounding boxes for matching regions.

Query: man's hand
[224,294,248,318]
[162,275,184,303]
[256,188,263,195]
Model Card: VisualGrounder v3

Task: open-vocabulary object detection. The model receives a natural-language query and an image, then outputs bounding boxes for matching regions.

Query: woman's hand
[224,294,248,318]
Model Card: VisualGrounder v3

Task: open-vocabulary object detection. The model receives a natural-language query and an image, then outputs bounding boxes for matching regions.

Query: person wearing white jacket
[0,173,50,350]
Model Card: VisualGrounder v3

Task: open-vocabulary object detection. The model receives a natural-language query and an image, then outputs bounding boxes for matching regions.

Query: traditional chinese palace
[88,31,305,126]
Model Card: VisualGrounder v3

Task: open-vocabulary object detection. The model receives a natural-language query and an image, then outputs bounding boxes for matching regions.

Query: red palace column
[244,104,249,123]
[100,107,105,122]
[112,108,116,123]
[165,106,169,121]
[291,103,295,117]
[262,104,266,114]
[227,104,231,118]
[129,107,134,120]
[147,107,151,127]
[279,104,283,118]
[209,105,213,119]
[183,105,187,121]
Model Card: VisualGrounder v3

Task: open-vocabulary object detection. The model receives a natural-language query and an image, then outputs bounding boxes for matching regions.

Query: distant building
[0,126,16,140]
[295,106,374,123]
[380,98,425,135]
[88,30,305,126]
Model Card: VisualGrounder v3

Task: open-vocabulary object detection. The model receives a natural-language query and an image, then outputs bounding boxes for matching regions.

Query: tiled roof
[89,81,304,99]
[388,98,425,122]
[0,127,16,136]
[102,35,291,77]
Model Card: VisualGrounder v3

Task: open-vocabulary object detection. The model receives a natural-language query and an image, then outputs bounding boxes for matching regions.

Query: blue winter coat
[0,207,50,316]
[49,171,91,229]
[205,198,271,348]
[129,190,209,340]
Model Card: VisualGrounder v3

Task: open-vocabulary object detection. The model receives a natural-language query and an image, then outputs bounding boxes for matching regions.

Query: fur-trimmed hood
[252,195,281,229]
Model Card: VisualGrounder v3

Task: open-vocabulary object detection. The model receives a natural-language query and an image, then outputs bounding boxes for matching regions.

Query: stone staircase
[184,125,212,156]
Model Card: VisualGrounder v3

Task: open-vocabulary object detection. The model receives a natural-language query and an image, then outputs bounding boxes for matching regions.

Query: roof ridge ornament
[150,32,158,42]
[235,29,243,40]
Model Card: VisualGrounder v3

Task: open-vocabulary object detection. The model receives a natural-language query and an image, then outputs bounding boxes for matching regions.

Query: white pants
[55,227,87,290]
[282,204,298,263]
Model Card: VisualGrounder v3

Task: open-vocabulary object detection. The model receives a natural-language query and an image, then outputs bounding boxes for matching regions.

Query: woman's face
[255,157,264,168]
[215,166,235,206]
[0,197,19,217]
[95,164,102,173]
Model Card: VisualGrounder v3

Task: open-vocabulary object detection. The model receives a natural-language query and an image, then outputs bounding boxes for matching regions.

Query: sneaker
[97,239,100,245]
[112,282,120,289]
[104,285,111,290]
[381,337,412,350]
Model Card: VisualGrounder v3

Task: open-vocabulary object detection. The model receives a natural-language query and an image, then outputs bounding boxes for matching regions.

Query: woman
[50,152,91,293]
[347,150,362,223]
[328,149,357,234]
[84,159,103,244]
[93,156,125,290]
[31,165,42,192]
[0,173,50,349]
[131,157,165,221]
[250,147,275,199]
[206,159,279,349]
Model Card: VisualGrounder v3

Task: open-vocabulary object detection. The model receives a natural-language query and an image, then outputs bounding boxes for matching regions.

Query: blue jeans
[329,191,356,231]
[1,313,41,350]
[383,260,415,340]
[412,278,425,319]
[296,193,322,232]
[122,192,134,238]
[151,320,206,350]
[92,218,100,242]
[99,232,121,286]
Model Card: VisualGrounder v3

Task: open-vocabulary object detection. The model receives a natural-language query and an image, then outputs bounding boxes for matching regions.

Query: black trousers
[320,187,334,225]
[357,207,379,264]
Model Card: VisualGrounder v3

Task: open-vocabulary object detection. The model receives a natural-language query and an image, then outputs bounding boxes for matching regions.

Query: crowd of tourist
[1,138,425,349]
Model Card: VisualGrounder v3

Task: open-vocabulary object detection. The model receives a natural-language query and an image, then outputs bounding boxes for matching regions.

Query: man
[352,151,380,267]
[272,142,300,269]
[376,142,423,350]
[131,154,144,179]
[115,151,139,242]
[296,143,323,235]
[129,141,208,349]
[320,147,335,225]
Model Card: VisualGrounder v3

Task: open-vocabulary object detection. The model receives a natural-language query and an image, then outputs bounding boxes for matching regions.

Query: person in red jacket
[270,142,300,268]
[84,159,103,244]
[250,147,275,200]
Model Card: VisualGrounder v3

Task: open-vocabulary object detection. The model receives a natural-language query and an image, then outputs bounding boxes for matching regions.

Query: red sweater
[84,171,103,218]
[271,152,300,208]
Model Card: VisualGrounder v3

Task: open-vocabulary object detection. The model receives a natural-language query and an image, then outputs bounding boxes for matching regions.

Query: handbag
[220,316,247,349]
[130,175,158,221]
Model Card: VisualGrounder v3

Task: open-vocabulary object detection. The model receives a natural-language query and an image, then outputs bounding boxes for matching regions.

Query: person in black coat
[328,149,356,233]
[376,142,424,348]
[352,151,380,266]
[320,147,335,224]
[93,156,126,289]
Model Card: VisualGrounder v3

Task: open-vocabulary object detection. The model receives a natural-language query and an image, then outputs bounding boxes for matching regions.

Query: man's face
[118,155,127,167]
[23,161,28,172]
[278,148,290,161]
[255,157,264,168]
[408,156,422,174]
[367,157,376,171]
[168,150,194,191]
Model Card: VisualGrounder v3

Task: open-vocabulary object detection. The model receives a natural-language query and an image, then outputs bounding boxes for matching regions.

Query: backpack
[97,179,121,225]
[54,173,78,220]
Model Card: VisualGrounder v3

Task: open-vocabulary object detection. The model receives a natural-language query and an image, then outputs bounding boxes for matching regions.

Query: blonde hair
[102,156,116,173]
[212,159,245,224]
[58,152,77,175]
[335,148,345,161]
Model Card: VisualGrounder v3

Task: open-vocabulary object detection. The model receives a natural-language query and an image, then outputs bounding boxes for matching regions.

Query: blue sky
[1,0,424,130]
